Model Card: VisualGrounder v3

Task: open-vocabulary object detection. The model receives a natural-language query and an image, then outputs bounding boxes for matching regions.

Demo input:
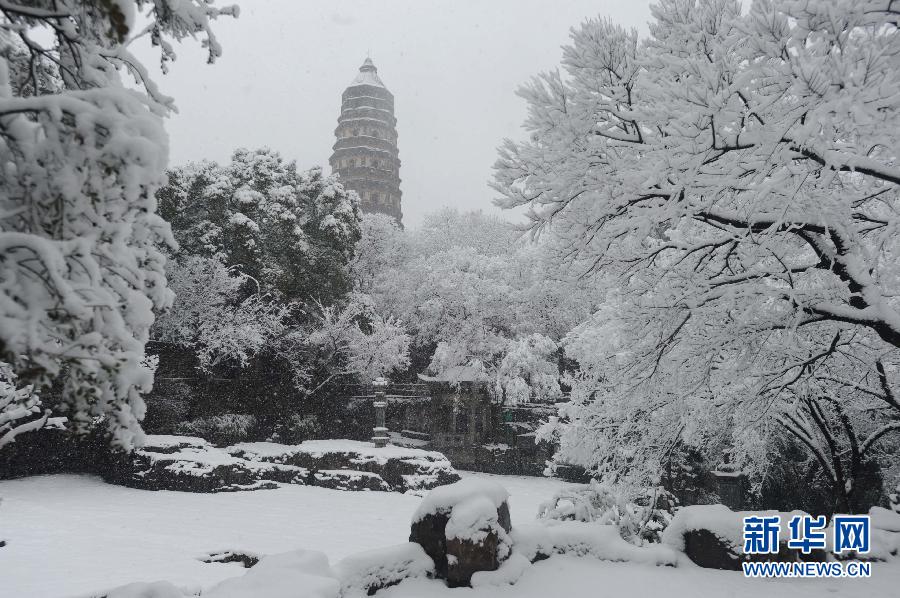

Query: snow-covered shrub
[537,481,675,545]
[269,414,321,444]
[0,362,47,448]
[141,381,192,435]
[304,293,411,384]
[174,414,256,447]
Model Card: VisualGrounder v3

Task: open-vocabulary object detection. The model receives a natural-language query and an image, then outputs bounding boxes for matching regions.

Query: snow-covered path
[0,472,570,597]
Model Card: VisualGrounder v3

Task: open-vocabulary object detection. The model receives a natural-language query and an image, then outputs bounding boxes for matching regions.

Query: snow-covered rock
[312,469,390,492]
[102,436,459,494]
[103,436,289,493]
[410,478,512,587]
[412,477,510,523]
[230,439,460,492]
[102,545,434,598]
[203,550,340,598]
[661,505,808,569]
[334,542,434,597]
[102,580,186,598]
[662,505,900,569]
[871,506,900,533]
[512,520,680,566]
[470,553,531,587]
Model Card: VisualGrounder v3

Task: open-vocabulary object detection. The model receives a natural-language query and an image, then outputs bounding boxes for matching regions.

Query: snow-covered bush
[269,414,321,444]
[174,414,257,447]
[0,1,236,450]
[0,362,47,448]
[153,256,290,371]
[537,481,676,545]
[141,381,191,435]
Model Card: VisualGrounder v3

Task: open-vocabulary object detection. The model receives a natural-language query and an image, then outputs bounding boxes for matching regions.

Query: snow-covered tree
[495,333,562,405]
[157,148,361,306]
[349,213,409,294]
[0,1,235,448]
[152,256,289,371]
[496,0,900,349]
[759,330,900,512]
[303,294,411,393]
[412,207,519,258]
[498,0,900,507]
[352,209,593,393]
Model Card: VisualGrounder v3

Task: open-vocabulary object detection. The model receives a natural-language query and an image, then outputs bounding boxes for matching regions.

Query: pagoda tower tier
[329,58,403,223]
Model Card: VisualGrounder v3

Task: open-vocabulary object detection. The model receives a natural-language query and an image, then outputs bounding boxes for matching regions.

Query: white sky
[132,0,655,227]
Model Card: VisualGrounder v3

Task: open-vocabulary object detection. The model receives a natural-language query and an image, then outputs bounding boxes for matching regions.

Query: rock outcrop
[102,436,459,494]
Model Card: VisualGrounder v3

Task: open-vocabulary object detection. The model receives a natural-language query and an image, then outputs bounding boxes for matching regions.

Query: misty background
[131,0,655,226]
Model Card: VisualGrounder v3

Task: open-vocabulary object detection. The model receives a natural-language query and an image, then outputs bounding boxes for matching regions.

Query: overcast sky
[132,1,655,227]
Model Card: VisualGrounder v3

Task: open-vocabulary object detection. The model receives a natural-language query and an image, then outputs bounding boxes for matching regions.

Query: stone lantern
[372,376,390,448]
[712,450,745,510]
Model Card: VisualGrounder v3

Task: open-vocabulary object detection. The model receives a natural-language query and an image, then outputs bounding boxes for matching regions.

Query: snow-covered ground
[380,556,900,598]
[1,472,899,598]
[0,471,569,597]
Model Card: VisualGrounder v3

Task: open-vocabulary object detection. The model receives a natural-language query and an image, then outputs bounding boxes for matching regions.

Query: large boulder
[409,478,511,587]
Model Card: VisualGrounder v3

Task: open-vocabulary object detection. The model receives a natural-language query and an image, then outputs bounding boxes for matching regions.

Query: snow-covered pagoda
[329,57,403,223]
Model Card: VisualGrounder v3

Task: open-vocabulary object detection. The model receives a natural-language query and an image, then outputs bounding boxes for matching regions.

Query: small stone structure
[372,377,389,448]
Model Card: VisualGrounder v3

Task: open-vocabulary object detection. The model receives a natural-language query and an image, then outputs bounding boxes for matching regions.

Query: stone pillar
[372,377,390,448]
